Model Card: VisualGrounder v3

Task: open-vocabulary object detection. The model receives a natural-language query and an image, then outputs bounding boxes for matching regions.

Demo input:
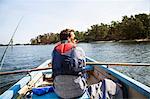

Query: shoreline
[0,39,150,46]
[118,38,150,43]
[90,38,150,43]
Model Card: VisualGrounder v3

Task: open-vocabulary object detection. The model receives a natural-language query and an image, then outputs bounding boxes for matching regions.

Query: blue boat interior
[30,66,93,99]
[32,92,89,99]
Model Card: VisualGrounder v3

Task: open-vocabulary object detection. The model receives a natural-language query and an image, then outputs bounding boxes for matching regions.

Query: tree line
[30,13,150,45]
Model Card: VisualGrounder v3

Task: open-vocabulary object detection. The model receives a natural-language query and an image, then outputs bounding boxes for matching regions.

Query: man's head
[60,29,75,41]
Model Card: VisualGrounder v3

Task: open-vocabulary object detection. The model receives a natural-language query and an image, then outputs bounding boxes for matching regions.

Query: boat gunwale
[0,59,52,98]
[86,57,150,98]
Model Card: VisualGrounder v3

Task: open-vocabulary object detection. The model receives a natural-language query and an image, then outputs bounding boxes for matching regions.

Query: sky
[0,0,149,44]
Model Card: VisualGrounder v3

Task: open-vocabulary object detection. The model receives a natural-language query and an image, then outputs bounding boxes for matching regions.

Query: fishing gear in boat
[0,17,23,70]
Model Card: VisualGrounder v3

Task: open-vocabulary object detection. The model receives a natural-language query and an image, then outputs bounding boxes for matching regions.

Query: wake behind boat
[0,57,150,99]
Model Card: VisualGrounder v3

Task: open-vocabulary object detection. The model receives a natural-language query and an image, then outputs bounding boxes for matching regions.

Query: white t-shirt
[75,47,86,68]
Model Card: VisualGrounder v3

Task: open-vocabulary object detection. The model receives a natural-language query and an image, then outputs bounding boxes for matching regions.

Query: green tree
[135,14,150,38]
[120,15,145,39]
[74,31,85,42]
[30,13,150,44]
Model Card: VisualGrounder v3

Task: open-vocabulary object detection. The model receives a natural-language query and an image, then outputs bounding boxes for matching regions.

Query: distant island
[30,13,150,45]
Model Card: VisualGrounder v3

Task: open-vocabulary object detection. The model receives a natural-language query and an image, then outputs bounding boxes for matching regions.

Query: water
[0,42,150,94]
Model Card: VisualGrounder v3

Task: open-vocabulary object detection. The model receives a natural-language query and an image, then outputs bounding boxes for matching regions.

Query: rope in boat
[0,17,23,70]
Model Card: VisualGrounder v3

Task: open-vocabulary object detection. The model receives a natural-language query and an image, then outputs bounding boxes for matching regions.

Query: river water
[0,41,150,94]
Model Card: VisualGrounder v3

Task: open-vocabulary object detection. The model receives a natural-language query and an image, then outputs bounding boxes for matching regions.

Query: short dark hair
[60,29,74,41]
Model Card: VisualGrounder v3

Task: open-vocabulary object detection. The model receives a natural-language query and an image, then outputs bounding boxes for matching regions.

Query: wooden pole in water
[0,17,23,70]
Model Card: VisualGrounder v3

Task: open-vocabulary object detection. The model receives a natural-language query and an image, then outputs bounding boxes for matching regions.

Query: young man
[52,29,86,98]
[52,29,123,99]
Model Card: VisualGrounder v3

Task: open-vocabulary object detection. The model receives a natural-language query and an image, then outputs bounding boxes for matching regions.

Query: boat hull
[0,57,150,99]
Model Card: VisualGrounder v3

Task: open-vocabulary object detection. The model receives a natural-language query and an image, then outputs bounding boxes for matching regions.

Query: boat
[0,57,150,99]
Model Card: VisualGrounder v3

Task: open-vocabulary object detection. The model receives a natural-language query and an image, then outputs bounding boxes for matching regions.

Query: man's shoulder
[74,46,85,58]
[74,47,84,52]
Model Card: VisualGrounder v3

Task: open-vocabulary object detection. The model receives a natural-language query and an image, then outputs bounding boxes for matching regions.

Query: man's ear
[67,37,71,41]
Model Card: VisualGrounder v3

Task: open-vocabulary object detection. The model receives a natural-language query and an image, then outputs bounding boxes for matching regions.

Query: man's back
[52,43,84,77]
[52,43,86,98]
